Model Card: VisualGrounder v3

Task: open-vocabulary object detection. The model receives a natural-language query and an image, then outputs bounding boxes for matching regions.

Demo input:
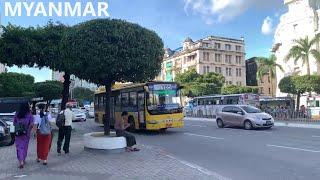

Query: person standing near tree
[13,103,34,169]
[57,104,75,155]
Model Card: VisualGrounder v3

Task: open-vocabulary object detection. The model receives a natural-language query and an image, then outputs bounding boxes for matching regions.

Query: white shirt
[61,108,75,126]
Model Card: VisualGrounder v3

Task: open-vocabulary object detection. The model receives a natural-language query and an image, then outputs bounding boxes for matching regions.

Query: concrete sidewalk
[184,117,320,129]
[0,120,222,180]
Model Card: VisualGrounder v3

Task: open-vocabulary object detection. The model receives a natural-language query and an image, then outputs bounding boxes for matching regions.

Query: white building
[158,36,246,86]
[273,0,320,99]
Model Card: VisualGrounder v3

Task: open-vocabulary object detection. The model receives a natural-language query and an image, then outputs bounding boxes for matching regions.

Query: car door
[231,107,245,127]
[221,106,234,125]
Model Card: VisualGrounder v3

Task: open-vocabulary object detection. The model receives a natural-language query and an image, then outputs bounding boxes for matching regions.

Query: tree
[285,34,320,76]
[0,22,77,110]
[34,81,63,109]
[73,87,94,106]
[175,69,200,84]
[256,55,284,97]
[221,85,259,95]
[64,19,164,135]
[0,72,35,97]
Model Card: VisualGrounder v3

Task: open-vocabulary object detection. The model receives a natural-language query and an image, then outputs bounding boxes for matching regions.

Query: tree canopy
[0,72,35,97]
[221,85,259,95]
[34,81,63,106]
[73,87,94,106]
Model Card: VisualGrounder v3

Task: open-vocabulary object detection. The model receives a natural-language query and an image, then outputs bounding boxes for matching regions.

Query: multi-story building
[158,36,246,86]
[52,71,97,92]
[246,57,275,97]
[273,0,320,98]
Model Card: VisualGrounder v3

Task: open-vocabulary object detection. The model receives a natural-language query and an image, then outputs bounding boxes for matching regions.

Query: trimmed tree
[0,72,35,97]
[64,19,164,135]
[221,85,259,95]
[34,81,63,110]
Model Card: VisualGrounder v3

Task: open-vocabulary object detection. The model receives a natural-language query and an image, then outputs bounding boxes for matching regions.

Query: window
[268,88,271,94]
[226,67,232,76]
[121,92,129,106]
[203,66,210,74]
[203,52,210,61]
[129,92,137,106]
[215,67,222,74]
[225,55,232,64]
[236,46,241,51]
[236,81,242,86]
[236,56,242,64]
[214,43,221,49]
[215,54,221,62]
[236,68,242,77]
[225,44,231,51]
[222,106,233,113]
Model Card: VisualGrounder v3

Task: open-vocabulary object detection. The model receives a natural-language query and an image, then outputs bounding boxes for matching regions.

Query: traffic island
[83,132,126,153]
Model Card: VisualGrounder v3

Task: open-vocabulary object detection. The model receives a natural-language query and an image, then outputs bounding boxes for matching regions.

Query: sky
[0,0,286,82]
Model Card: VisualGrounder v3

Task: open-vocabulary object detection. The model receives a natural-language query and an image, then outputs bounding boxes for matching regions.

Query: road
[135,119,320,180]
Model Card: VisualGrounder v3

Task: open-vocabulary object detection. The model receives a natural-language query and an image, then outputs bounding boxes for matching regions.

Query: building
[52,71,97,93]
[273,0,320,98]
[158,36,246,86]
[0,64,6,73]
[246,57,275,97]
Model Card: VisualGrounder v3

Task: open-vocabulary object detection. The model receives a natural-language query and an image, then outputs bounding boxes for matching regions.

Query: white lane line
[312,135,320,138]
[185,124,206,127]
[184,133,224,140]
[13,175,27,178]
[165,154,231,180]
[266,144,320,153]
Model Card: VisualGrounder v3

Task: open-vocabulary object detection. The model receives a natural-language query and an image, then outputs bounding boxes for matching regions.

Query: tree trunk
[61,73,71,110]
[269,70,274,97]
[296,92,301,115]
[104,81,112,136]
[306,57,312,96]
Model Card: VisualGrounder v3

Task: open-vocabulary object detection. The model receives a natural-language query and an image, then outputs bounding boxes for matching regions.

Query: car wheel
[217,119,224,128]
[84,119,87,122]
[244,120,253,130]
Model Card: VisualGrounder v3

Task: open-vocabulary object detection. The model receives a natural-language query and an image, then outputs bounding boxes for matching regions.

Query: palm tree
[257,55,284,97]
[285,34,320,76]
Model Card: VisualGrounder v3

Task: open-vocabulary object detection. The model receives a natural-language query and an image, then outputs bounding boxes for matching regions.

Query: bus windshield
[147,87,182,115]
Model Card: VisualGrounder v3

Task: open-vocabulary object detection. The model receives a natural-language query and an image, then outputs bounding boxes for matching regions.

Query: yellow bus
[94,82,184,131]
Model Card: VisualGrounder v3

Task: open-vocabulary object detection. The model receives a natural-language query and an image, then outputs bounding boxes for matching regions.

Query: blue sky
[1,0,285,82]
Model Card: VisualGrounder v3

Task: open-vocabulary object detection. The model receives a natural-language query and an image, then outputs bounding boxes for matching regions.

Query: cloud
[184,0,281,24]
[261,16,274,35]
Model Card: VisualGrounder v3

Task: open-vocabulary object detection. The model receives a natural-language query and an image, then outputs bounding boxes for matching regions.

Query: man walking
[57,104,75,155]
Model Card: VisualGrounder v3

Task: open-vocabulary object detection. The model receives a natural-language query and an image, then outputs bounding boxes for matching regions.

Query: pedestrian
[33,104,54,165]
[57,104,74,155]
[115,111,139,152]
[13,103,34,169]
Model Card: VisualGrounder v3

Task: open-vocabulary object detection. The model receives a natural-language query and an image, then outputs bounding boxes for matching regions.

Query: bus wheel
[159,128,167,133]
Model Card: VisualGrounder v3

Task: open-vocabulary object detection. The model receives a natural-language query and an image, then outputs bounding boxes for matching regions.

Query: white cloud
[184,0,280,24]
[261,16,274,35]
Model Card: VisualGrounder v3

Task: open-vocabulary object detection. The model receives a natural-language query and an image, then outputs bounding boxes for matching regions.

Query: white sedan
[72,109,87,122]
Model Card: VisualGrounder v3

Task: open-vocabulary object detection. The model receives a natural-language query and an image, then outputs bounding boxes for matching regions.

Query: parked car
[216,105,274,130]
[88,107,94,118]
[72,109,87,122]
[0,113,15,145]
[0,119,12,146]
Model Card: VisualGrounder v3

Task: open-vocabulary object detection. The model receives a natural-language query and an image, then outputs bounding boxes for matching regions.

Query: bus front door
[138,92,146,129]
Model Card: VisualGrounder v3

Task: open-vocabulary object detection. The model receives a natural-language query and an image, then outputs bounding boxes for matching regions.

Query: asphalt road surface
[135,119,320,180]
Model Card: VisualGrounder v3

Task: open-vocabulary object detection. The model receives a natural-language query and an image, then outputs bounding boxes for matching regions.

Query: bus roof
[95,81,180,94]
[192,93,259,99]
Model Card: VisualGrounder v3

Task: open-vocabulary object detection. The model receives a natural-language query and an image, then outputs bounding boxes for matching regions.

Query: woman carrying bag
[33,105,54,165]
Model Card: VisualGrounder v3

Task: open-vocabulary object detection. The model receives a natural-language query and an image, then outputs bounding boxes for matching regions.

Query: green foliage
[73,87,94,106]
[63,19,164,84]
[278,76,297,94]
[256,55,283,81]
[175,70,225,96]
[279,75,320,94]
[0,72,35,97]
[34,81,63,104]
[221,85,259,95]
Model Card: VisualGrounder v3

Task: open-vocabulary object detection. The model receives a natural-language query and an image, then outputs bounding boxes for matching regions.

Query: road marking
[266,144,320,153]
[165,154,231,180]
[184,133,224,140]
[185,124,206,127]
[312,135,320,138]
[13,175,27,178]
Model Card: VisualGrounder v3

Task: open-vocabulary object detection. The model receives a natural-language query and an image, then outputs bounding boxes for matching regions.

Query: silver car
[216,105,274,130]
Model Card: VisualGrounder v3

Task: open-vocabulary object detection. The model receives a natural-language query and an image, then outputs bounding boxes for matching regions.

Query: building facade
[158,36,246,86]
[246,57,275,97]
[273,0,320,98]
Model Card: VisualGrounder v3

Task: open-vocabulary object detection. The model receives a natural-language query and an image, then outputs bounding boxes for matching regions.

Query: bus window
[115,95,121,107]
[317,101,320,107]
[199,99,204,105]
[129,92,137,106]
[121,93,129,106]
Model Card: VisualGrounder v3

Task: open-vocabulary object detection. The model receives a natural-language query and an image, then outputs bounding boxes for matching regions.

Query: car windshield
[241,106,262,113]
[73,109,83,114]
[0,115,14,122]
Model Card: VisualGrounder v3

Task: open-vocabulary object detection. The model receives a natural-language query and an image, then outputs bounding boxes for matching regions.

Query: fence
[184,107,320,122]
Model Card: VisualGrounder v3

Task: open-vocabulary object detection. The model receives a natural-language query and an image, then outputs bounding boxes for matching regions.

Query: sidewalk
[184,117,320,129]
[0,120,222,180]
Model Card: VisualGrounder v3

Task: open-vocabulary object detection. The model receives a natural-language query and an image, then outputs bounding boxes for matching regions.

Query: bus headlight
[148,120,158,124]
